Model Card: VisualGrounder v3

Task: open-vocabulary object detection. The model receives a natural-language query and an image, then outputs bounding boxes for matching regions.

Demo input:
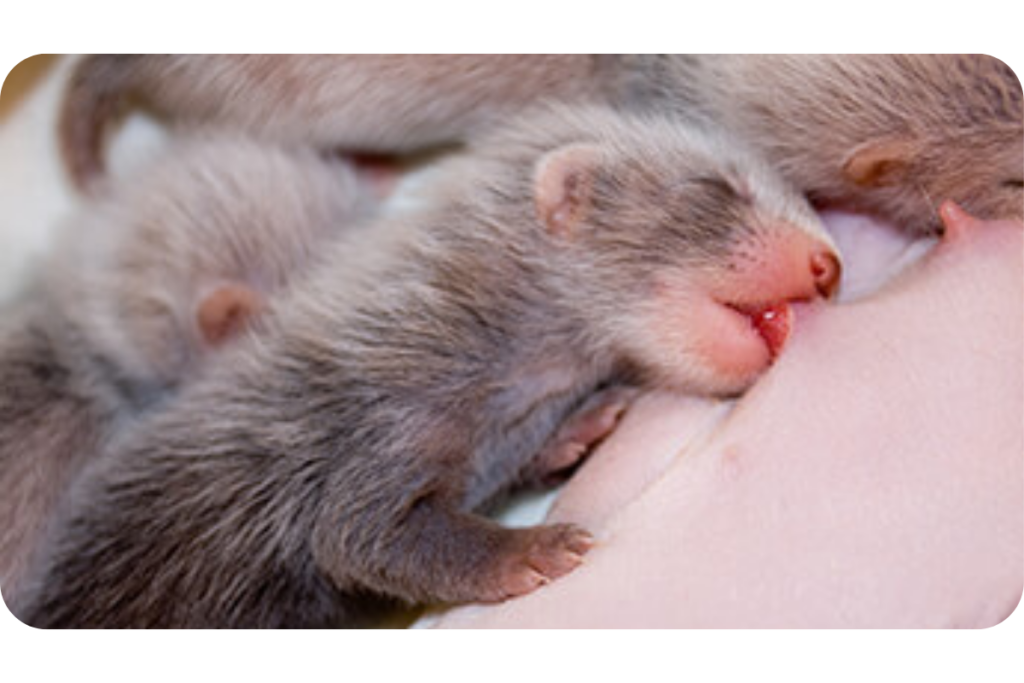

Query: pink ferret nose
[810,250,842,299]
[715,227,842,308]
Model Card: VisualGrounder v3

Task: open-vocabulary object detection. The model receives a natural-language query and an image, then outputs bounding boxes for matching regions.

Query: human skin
[437,207,1023,628]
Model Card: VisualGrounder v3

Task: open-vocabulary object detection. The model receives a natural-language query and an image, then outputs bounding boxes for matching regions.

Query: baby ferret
[0,136,370,608]
[625,54,1023,234]
[21,104,841,627]
[58,54,604,185]
[59,54,1022,234]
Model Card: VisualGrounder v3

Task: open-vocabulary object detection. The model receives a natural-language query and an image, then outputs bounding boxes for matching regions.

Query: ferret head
[842,128,1023,235]
[50,136,370,405]
[522,110,841,396]
[839,55,1023,234]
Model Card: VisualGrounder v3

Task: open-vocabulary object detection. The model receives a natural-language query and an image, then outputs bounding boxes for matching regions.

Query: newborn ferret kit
[1,54,1020,628]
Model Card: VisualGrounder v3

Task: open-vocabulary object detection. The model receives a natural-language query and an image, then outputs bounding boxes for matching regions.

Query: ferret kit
[2,54,1021,628]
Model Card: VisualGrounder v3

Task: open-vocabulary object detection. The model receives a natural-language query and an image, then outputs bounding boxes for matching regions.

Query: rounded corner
[977,584,1024,630]
[0,593,41,634]
[978,52,1019,81]
[0,583,42,630]
[974,53,1023,97]
[1,52,44,85]
[978,602,1019,634]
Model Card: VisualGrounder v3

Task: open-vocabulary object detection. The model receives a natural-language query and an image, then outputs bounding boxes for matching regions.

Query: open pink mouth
[726,302,794,359]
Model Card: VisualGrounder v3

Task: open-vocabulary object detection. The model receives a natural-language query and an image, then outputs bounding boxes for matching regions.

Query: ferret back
[45,136,369,396]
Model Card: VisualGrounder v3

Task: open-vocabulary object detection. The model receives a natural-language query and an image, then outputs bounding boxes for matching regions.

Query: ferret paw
[483,524,594,601]
[525,387,637,485]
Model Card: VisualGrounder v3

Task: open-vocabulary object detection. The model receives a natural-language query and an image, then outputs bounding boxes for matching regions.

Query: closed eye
[692,176,741,199]
[687,175,756,208]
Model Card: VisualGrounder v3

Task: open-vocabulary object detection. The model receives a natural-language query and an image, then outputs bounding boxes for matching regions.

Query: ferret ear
[842,138,918,188]
[196,284,265,348]
[534,144,602,238]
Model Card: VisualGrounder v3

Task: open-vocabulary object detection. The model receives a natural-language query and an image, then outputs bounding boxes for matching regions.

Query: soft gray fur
[21,105,838,627]
[59,55,606,184]
[621,55,1023,234]
[1,137,368,609]
[60,54,1023,233]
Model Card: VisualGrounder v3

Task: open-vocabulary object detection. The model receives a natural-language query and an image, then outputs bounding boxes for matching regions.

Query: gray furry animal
[59,55,604,183]
[59,54,1023,234]
[0,136,370,608]
[21,105,840,627]
[621,55,1023,234]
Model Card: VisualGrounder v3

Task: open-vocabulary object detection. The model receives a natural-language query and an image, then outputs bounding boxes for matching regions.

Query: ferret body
[60,54,1023,233]
[622,55,1023,234]
[0,137,370,607]
[60,55,606,182]
[21,105,840,627]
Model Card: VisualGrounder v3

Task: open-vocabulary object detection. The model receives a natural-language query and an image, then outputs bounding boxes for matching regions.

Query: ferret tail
[58,54,141,192]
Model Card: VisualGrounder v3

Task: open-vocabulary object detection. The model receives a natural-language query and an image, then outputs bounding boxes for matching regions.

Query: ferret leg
[403,498,594,603]
[319,496,593,605]
[521,386,638,486]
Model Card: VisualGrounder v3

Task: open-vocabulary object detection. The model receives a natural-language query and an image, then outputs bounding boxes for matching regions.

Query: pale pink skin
[438,207,1023,628]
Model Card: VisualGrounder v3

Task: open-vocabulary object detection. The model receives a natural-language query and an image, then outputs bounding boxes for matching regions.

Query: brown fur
[59,54,606,189]
[60,54,1022,233]
[0,137,369,608]
[20,105,838,627]
[624,55,1023,234]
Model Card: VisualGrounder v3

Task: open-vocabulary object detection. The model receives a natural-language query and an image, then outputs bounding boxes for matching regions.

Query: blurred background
[1,55,169,303]
[1,55,75,302]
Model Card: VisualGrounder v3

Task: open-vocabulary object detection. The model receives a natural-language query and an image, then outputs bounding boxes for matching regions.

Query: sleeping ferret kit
[0,54,1020,629]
